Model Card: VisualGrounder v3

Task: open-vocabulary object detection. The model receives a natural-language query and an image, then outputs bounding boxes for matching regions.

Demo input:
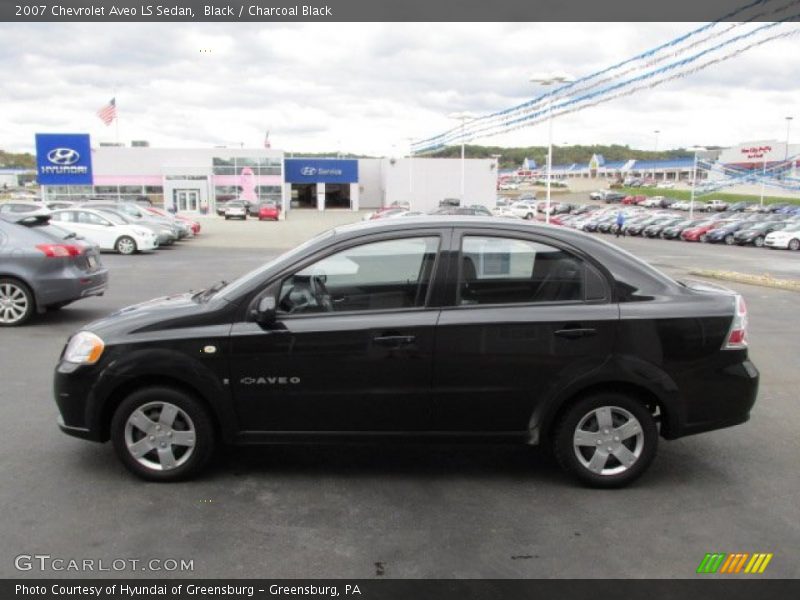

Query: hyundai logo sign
[46,148,80,166]
[35,134,93,185]
[285,159,358,184]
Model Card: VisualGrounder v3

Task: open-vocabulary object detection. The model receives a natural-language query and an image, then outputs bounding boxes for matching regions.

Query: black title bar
[0,0,788,22]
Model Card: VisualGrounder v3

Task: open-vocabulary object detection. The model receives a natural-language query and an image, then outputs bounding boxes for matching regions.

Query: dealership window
[278,237,439,314]
[459,236,585,305]
[213,156,282,177]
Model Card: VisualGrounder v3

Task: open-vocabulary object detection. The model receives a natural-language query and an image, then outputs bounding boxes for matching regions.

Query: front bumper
[54,361,107,442]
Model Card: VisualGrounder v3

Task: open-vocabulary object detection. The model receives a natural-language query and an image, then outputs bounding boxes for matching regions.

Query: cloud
[0,22,798,155]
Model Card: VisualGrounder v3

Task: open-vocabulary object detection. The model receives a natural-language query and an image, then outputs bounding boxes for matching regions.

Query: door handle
[373,334,416,346]
[554,327,597,339]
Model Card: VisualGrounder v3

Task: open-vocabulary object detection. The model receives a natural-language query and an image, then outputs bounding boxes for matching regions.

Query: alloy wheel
[124,401,196,471]
[0,282,30,325]
[116,236,136,255]
[789,239,800,251]
[573,406,644,476]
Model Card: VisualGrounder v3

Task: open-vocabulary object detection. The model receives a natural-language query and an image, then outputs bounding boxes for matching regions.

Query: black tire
[552,392,658,488]
[0,277,35,327]
[724,234,734,245]
[754,236,765,248]
[111,386,216,482]
[525,212,533,220]
[789,239,800,251]
[115,236,137,255]
[224,216,230,220]
[699,234,708,243]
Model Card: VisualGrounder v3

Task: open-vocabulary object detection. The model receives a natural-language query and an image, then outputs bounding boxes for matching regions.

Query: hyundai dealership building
[34,134,497,214]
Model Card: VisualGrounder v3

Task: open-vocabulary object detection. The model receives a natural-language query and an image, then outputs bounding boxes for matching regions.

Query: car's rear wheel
[789,239,800,251]
[0,278,34,327]
[553,393,658,488]
[111,387,215,482]
[525,212,533,220]
[115,236,137,255]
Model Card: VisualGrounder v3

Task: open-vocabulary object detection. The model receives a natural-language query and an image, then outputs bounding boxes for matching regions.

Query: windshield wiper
[193,280,228,302]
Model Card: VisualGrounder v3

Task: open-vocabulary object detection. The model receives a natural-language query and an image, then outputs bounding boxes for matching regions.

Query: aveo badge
[240,376,301,385]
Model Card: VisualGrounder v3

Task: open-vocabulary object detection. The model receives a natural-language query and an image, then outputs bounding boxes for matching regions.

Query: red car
[681,221,717,242]
[145,207,201,235]
[258,203,281,221]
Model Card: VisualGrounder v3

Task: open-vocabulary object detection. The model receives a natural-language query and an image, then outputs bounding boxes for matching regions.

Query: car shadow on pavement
[215,443,567,485]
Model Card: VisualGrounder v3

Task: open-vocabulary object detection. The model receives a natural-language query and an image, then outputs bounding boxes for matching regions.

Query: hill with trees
[425,144,710,170]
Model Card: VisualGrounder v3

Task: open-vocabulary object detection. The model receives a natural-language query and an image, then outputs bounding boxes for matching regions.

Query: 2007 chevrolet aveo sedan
[54,217,759,487]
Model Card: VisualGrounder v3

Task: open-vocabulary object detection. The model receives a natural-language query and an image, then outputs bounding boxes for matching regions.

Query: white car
[224,201,248,220]
[671,201,691,211]
[656,181,675,189]
[49,208,159,255]
[641,196,665,208]
[508,200,539,220]
[764,226,800,251]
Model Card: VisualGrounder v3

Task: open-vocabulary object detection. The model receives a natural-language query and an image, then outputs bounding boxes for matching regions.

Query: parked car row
[550,205,800,250]
[215,199,282,221]
[613,195,800,216]
[0,200,201,255]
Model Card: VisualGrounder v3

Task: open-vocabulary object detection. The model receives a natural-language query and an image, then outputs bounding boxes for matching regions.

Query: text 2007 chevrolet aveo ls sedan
[54,218,758,487]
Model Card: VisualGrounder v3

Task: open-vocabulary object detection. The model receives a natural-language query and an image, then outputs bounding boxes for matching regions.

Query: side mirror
[252,295,277,326]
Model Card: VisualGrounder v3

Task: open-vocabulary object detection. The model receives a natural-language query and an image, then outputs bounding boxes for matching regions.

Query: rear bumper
[36,267,109,308]
[665,359,760,440]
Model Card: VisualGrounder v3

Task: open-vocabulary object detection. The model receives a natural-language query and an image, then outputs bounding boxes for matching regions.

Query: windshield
[96,210,129,225]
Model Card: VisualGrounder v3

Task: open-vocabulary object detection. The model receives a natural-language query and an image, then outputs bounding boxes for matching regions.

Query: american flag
[97,98,117,126]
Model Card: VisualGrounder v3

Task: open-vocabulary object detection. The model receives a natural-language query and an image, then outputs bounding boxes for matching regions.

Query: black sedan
[54,217,758,488]
[733,222,787,247]
[0,215,108,326]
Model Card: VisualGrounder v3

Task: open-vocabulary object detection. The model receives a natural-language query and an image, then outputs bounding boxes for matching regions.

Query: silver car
[0,215,108,326]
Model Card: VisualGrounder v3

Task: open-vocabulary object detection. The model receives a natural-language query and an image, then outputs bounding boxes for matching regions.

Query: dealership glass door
[174,189,200,212]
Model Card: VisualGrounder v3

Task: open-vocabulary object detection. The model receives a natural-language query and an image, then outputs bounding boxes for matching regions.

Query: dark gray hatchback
[53,217,758,487]
[0,215,108,326]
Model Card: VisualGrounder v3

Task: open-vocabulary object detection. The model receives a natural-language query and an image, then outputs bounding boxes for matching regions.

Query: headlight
[63,331,105,365]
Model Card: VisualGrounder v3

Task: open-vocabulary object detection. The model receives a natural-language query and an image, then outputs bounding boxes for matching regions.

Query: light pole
[404,137,415,198]
[448,112,476,203]
[688,146,707,219]
[530,72,574,224]
[785,116,793,161]
[654,130,660,152]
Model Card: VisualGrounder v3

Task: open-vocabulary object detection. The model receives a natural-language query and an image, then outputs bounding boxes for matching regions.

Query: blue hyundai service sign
[284,159,358,184]
[35,134,93,185]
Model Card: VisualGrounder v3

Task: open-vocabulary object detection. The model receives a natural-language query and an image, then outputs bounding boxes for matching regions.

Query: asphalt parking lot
[0,214,798,579]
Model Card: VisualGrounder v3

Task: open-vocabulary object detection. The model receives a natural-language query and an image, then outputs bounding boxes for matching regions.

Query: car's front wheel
[754,236,765,248]
[115,236,137,255]
[553,393,658,488]
[111,387,216,482]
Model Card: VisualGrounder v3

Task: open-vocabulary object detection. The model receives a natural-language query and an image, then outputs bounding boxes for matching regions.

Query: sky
[1,21,798,156]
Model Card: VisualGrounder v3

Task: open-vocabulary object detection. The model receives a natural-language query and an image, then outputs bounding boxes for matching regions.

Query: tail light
[36,243,82,257]
[723,295,748,350]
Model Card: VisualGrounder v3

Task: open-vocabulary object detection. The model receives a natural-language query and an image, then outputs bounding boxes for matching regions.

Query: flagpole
[114,92,119,145]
